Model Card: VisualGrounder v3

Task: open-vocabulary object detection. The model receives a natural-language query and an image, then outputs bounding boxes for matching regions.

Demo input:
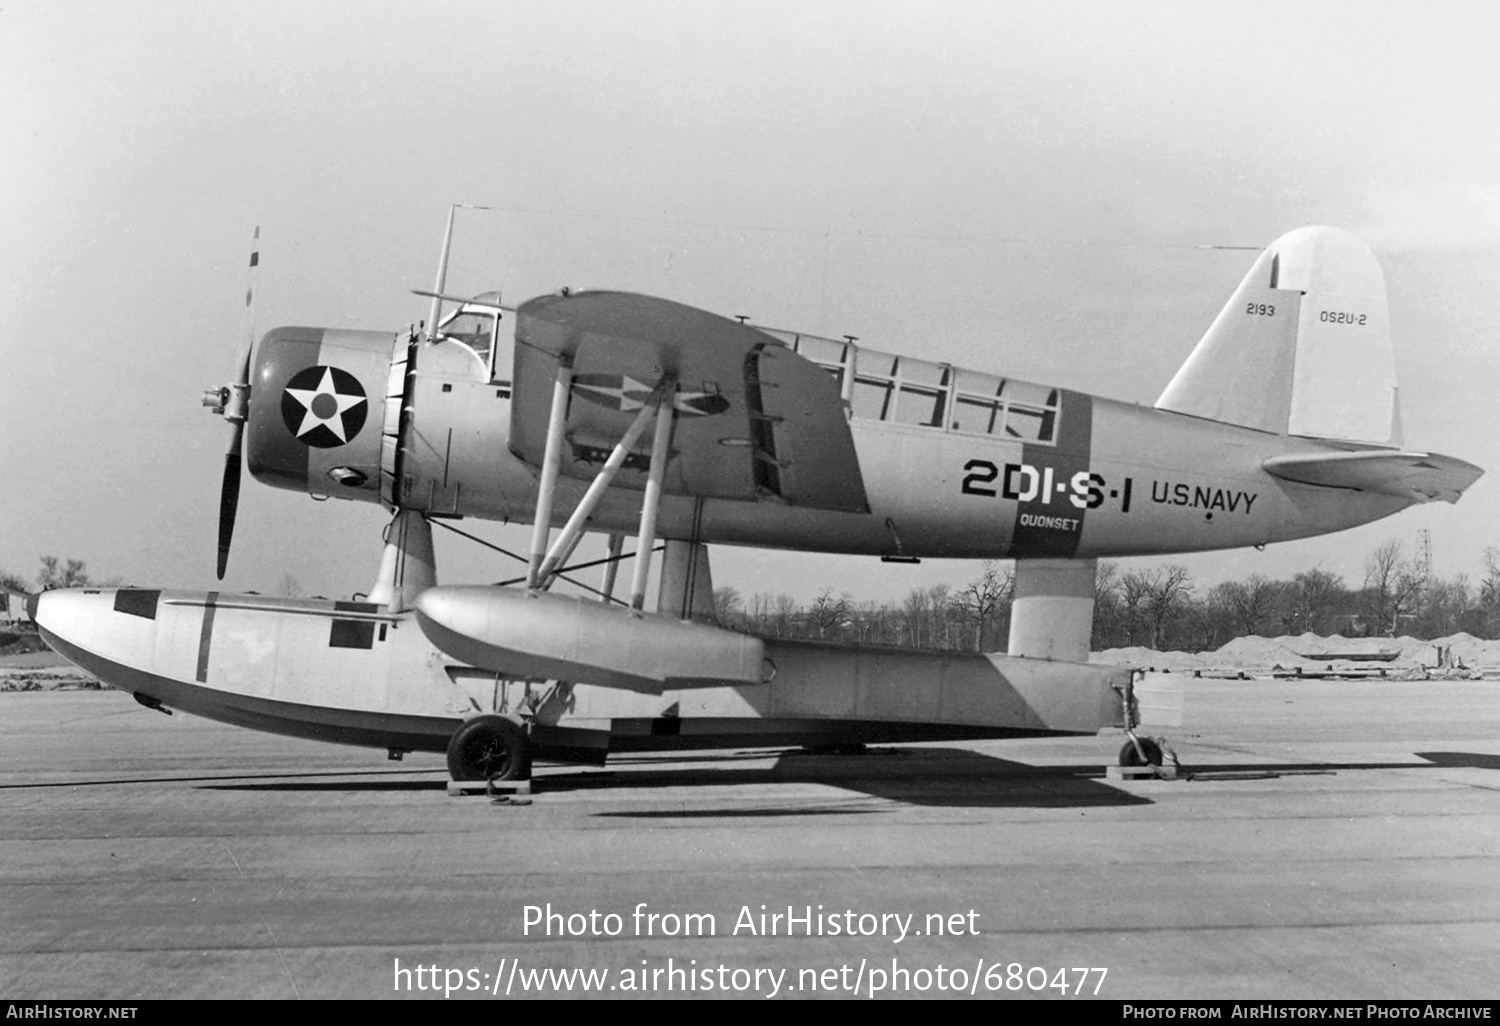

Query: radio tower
[1416,528,1433,579]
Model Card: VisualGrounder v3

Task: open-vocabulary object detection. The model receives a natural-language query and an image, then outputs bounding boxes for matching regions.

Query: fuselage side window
[953,395,1001,434]
[838,345,1055,441]
[796,335,848,368]
[1003,405,1055,442]
[950,372,1058,443]
[851,347,897,421]
[895,384,945,427]
[1002,380,1056,409]
[854,349,897,379]
[898,357,946,388]
[852,377,894,420]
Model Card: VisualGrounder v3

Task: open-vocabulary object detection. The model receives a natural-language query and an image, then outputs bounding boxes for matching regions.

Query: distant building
[0,588,32,626]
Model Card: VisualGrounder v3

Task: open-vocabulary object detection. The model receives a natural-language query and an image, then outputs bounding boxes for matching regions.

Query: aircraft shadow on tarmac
[527,748,1155,811]
[26,749,1494,810]
[1414,751,1500,771]
[191,747,1152,809]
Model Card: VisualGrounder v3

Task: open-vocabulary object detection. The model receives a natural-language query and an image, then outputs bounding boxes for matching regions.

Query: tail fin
[1156,226,1400,446]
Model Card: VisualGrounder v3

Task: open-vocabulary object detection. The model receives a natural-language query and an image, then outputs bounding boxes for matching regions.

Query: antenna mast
[426,203,492,343]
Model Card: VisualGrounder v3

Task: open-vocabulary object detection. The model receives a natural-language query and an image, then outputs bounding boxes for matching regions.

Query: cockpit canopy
[435,291,511,384]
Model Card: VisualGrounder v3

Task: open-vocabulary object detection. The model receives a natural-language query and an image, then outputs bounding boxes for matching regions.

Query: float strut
[536,380,669,590]
[629,380,677,611]
[527,360,574,589]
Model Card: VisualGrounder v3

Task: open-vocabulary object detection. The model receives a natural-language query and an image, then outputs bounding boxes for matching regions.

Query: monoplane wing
[1262,450,1482,503]
[510,291,869,512]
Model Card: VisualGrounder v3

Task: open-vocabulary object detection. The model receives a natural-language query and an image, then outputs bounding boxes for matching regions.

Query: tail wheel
[447,714,531,782]
[1119,737,1164,768]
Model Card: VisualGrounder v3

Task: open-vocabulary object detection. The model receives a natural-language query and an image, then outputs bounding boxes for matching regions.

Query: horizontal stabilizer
[1262,451,1482,504]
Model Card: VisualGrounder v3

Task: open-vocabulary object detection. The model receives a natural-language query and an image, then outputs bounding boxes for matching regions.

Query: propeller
[214,346,251,578]
[202,228,258,580]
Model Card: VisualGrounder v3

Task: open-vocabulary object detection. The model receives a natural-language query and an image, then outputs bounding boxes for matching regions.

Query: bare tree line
[2,557,92,594]
[717,539,1500,653]
[10,539,1496,654]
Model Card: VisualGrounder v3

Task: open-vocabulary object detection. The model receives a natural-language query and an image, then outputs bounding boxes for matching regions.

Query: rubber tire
[1119,737,1163,767]
[447,714,531,782]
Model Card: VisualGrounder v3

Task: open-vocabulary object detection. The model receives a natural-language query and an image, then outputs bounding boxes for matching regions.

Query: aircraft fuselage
[248,324,1409,561]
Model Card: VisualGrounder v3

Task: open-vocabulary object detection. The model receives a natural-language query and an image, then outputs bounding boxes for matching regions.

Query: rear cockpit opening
[754,325,1060,444]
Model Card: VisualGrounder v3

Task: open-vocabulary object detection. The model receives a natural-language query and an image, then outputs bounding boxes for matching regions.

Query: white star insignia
[284,367,367,443]
[573,375,726,418]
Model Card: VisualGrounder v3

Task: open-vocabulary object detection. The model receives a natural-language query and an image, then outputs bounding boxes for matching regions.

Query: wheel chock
[1105,762,1179,781]
[447,777,533,797]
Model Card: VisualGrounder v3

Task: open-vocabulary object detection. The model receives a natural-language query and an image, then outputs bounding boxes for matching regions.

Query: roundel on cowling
[280,365,368,448]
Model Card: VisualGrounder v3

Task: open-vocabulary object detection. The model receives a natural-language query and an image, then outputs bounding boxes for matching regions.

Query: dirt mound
[1095,632,1500,674]
[1091,647,1204,671]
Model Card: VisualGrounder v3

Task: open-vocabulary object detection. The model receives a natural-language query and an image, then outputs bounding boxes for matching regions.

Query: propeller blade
[216,433,242,580]
[215,346,252,580]
[245,226,259,344]
[213,228,258,579]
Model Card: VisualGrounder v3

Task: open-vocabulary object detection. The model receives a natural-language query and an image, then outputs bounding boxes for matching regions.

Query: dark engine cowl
[245,326,393,503]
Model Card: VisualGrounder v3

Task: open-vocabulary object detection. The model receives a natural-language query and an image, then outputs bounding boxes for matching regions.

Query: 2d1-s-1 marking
[959,460,1134,513]
[960,460,1261,521]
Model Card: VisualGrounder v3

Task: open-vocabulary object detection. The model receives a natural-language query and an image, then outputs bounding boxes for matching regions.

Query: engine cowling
[245,326,393,504]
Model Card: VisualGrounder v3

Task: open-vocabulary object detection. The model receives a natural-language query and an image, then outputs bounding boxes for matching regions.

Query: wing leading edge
[510,291,869,512]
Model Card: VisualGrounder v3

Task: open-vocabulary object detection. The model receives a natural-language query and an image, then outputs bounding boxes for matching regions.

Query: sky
[4,1,1500,607]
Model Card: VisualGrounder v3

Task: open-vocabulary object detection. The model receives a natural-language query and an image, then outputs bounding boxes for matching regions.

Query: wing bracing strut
[525,368,680,613]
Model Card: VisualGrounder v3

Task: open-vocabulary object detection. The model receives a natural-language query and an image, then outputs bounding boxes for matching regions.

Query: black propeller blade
[207,228,258,580]
[215,346,251,579]
[217,450,240,580]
